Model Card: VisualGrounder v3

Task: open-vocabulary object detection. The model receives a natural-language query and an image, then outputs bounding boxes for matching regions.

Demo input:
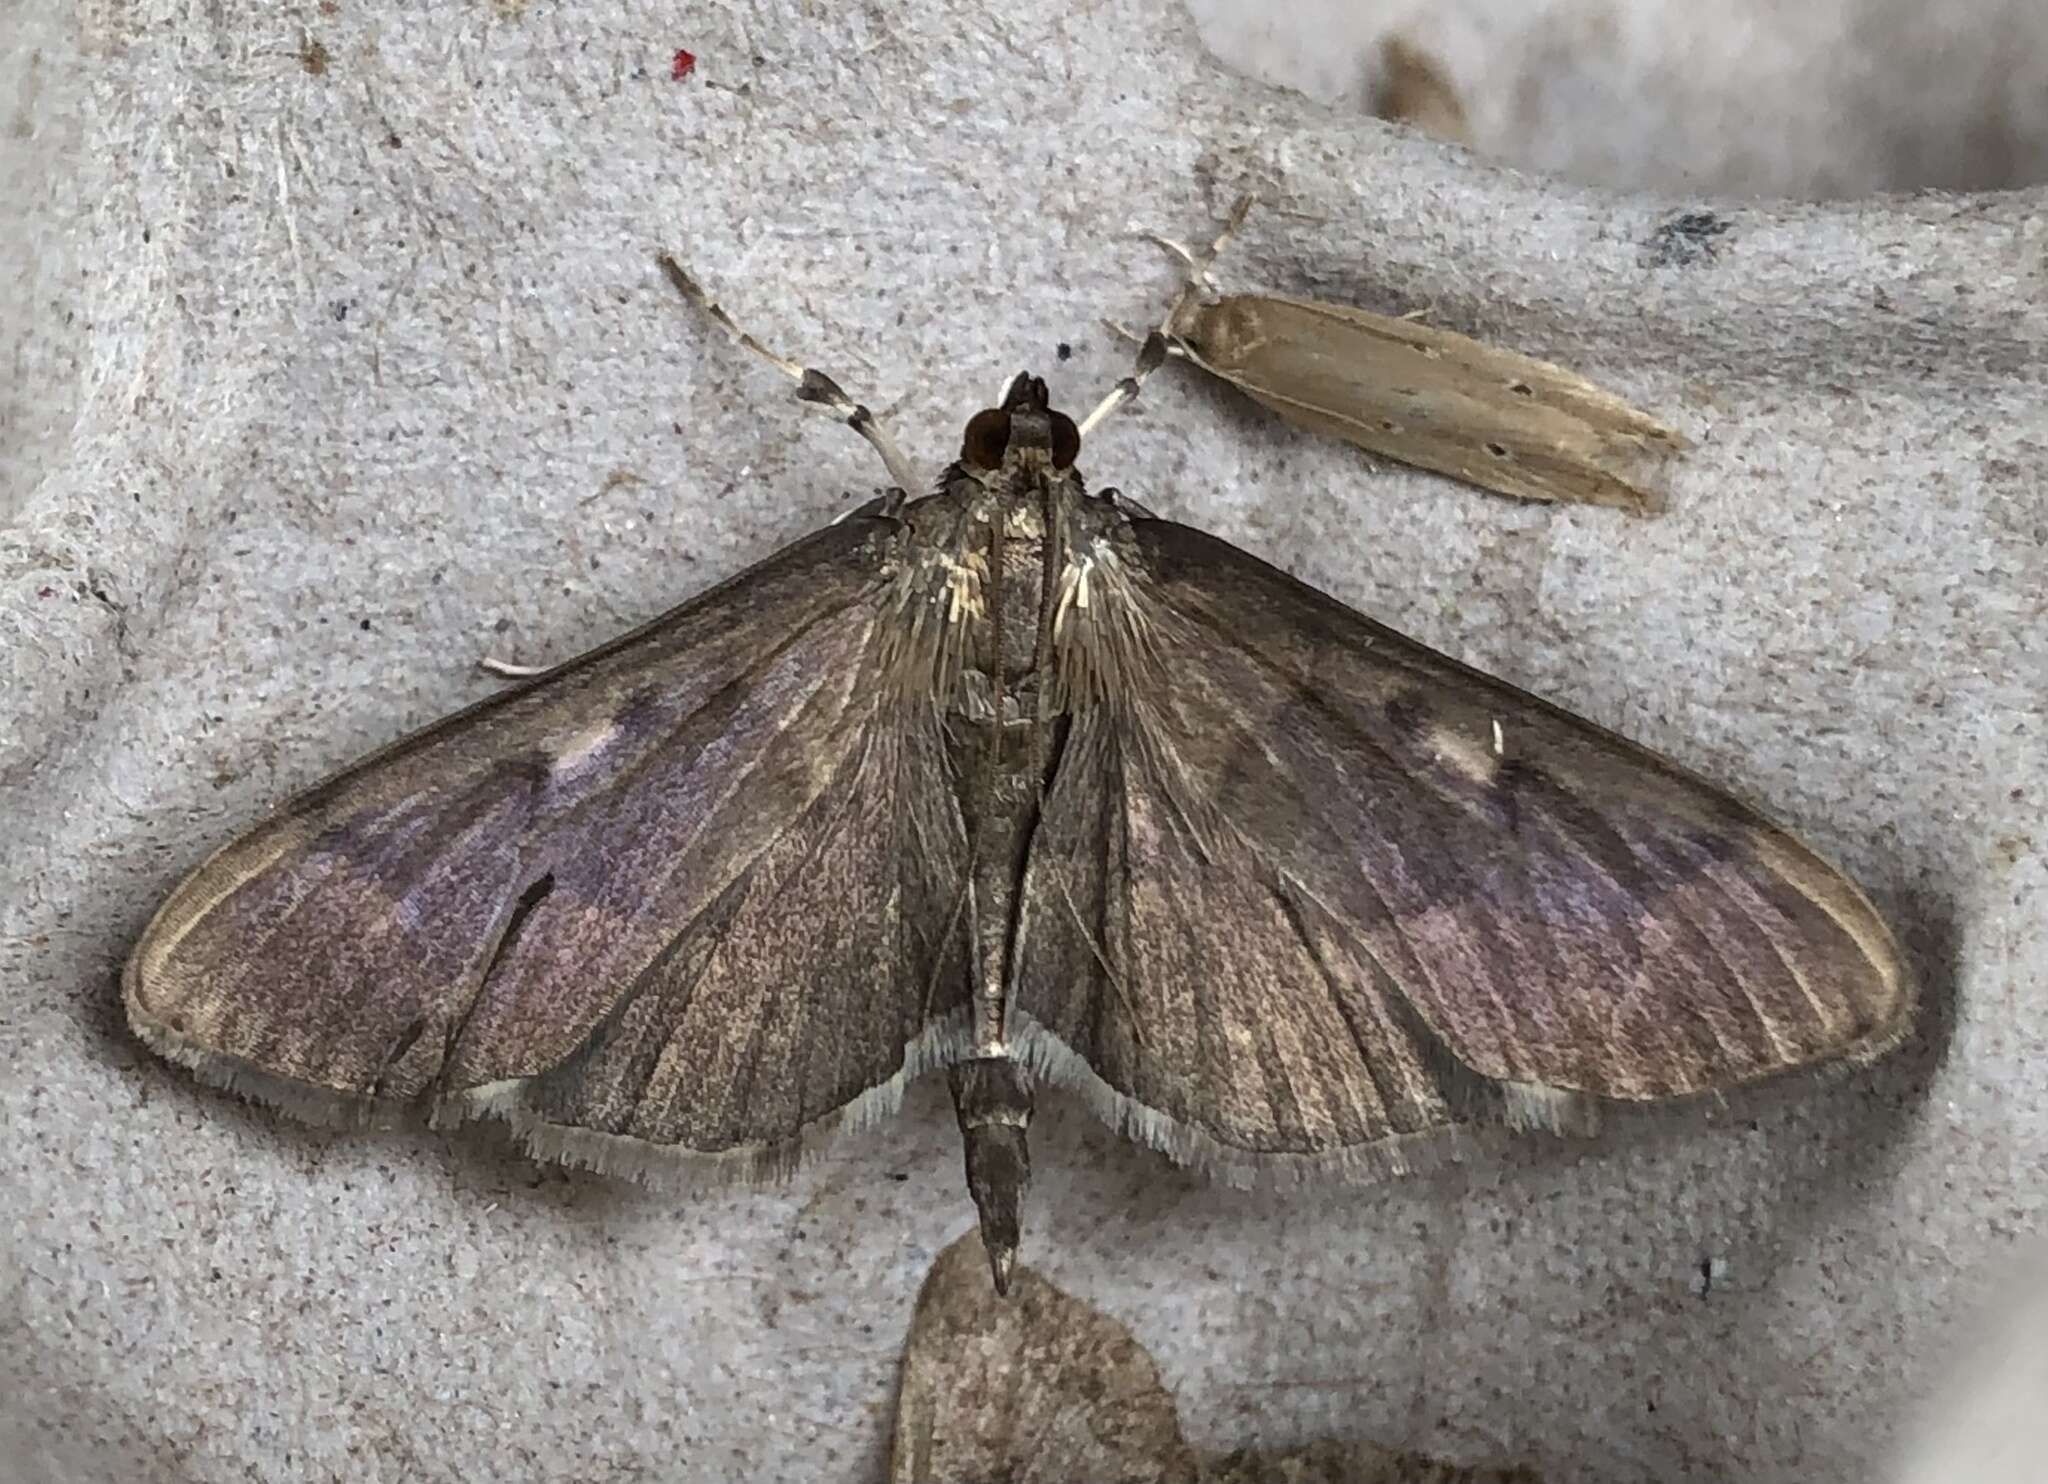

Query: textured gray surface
[1185,0,2048,197]
[0,2,86,527]
[2,2,2042,1482]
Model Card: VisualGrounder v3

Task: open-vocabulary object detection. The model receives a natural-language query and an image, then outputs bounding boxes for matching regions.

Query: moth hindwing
[126,267,1911,1295]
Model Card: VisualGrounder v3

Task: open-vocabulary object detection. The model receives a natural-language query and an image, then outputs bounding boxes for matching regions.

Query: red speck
[37,586,56,598]
[671,48,696,81]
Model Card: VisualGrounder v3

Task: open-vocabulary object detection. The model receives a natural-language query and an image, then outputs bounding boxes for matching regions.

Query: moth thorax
[995,494,1050,541]
[1165,293,1261,362]
[953,670,1049,729]
[978,531,1051,680]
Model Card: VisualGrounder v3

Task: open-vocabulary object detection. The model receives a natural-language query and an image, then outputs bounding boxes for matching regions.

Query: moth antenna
[654,253,924,494]
[1029,478,1064,791]
[1143,192,1255,325]
[1100,316,1181,351]
[1075,330,1170,440]
[972,519,1009,1057]
[1077,195,1256,440]
[985,519,1006,772]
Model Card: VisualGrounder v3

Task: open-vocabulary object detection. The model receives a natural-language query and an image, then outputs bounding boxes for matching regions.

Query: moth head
[959,372,1082,474]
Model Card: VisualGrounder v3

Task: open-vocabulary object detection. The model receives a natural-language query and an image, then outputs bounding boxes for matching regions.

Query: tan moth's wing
[125,513,972,1174]
[1170,294,1684,512]
[1012,518,1911,1175]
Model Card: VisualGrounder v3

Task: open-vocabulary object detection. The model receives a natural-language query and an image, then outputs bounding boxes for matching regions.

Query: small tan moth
[1125,197,1686,513]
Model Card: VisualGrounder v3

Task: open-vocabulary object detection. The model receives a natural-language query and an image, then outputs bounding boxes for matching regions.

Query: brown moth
[124,253,1912,1295]
[1135,197,1686,513]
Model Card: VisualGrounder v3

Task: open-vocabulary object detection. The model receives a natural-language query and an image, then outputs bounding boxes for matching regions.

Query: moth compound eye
[1049,411,1081,469]
[961,409,1012,469]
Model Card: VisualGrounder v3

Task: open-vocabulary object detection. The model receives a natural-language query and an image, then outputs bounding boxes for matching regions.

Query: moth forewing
[1164,291,1685,512]
[122,507,981,1168]
[1008,509,1911,1190]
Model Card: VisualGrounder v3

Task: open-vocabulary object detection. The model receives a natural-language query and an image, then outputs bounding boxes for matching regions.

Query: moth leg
[475,655,549,680]
[1145,190,1256,316]
[654,253,923,494]
[1076,193,1256,439]
[948,1057,1035,1297]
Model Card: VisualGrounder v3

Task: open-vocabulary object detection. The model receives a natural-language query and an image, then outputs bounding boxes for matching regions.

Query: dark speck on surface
[1645,210,1732,268]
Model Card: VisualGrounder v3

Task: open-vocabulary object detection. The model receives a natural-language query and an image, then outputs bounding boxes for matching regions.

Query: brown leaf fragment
[891,1232,1199,1484]
[892,1233,1543,1484]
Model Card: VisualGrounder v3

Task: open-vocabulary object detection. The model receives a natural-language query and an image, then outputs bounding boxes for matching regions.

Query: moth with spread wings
[126,268,1914,1294]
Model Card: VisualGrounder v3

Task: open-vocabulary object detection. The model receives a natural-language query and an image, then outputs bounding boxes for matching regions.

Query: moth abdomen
[949,1057,1035,1296]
